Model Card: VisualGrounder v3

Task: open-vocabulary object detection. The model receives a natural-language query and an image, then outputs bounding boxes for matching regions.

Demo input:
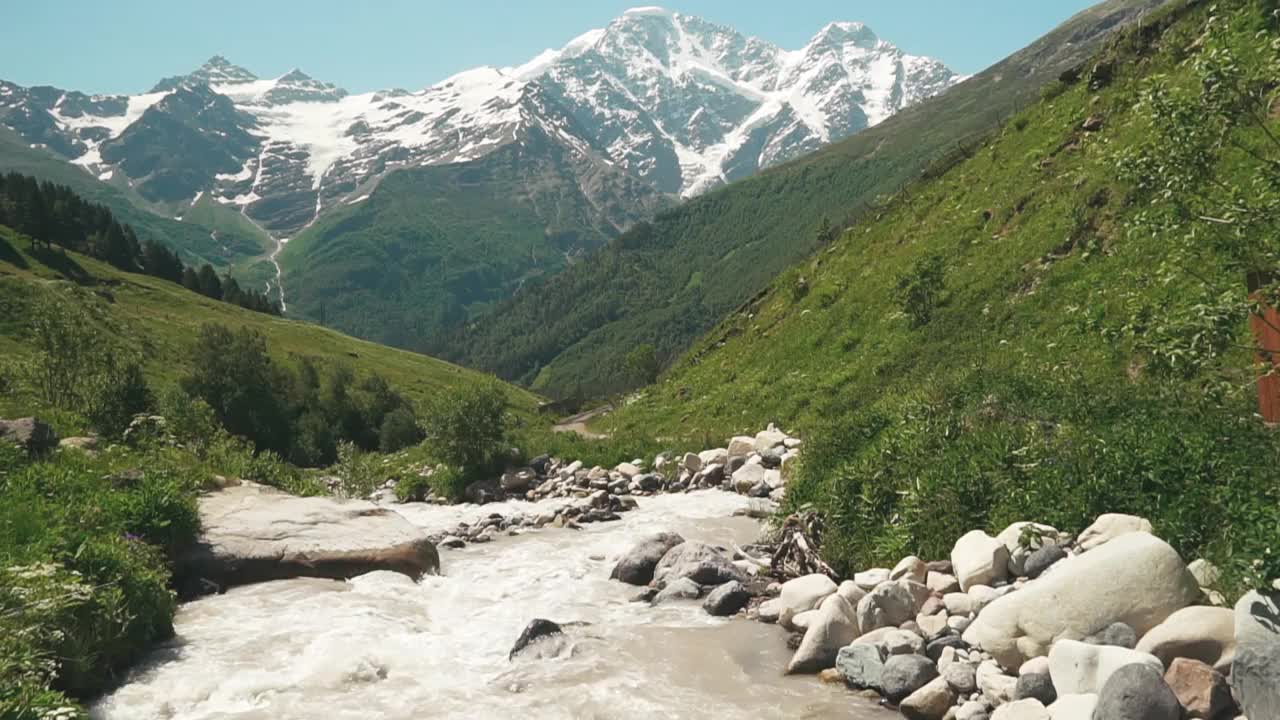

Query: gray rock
[857,579,919,633]
[1135,606,1235,673]
[176,482,439,594]
[0,417,58,455]
[703,580,750,616]
[509,618,563,660]
[787,594,859,674]
[943,661,978,694]
[901,676,957,720]
[837,642,887,691]
[1023,545,1067,579]
[653,541,745,588]
[1085,622,1138,649]
[1233,589,1280,720]
[1014,672,1057,706]
[610,532,685,585]
[653,577,703,604]
[881,654,940,704]
[1093,663,1180,720]
[927,634,968,662]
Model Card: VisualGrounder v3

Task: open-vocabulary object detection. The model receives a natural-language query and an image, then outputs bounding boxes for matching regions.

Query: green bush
[379,407,424,453]
[422,377,509,474]
[425,465,467,503]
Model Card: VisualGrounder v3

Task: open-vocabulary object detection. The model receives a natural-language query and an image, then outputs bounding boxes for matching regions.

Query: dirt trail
[552,406,611,439]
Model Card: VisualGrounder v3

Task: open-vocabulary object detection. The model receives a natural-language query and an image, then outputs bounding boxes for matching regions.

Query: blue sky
[3,1,1099,94]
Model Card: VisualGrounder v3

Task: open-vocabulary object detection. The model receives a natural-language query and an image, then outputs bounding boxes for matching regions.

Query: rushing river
[92,491,890,719]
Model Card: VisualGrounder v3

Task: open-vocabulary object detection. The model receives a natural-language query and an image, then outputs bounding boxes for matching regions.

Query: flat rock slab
[178,482,440,593]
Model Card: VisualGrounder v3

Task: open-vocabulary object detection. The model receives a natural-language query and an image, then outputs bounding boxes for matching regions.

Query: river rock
[928,571,961,594]
[1076,514,1153,552]
[778,574,838,630]
[992,699,1050,720]
[792,609,817,631]
[927,634,968,662]
[952,530,1010,592]
[727,436,755,457]
[944,661,979,694]
[957,701,991,720]
[945,592,975,616]
[177,482,439,592]
[1233,589,1280,720]
[698,448,728,468]
[1023,545,1068,579]
[1084,622,1137,649]
[1162,658,1231,720]
[509,618,563,660]
[837,579,867,607]
[1186,559,1221,588]
[1046,694,1097,720]
[652,541,744,588]
[787,594,860,674]
[918,612,949,640]
[1093,663,1180,720]
[612,532,686,585]
[0,417,58,455]
[963,533,1200,669]
[997,522,1061,577]
[882,654,940,704]
[882,629,926,656]
[703,580,750,616]
[465,478,503,504]
[857,579,918,633]
[977,660,1019,705]
[754,428,787,454]
[1015,672,1057,705]
[893,556,929,584]
[901,676,957,720]
[1134,606,1235,673]
[731,463,766,494]
[837,643,888,691]
[654,577,703,604]
[1048,639,1163,695]
[855,568,891,591]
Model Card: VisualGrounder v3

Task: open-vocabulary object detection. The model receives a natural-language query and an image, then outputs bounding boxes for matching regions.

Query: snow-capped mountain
[0,7,959,238]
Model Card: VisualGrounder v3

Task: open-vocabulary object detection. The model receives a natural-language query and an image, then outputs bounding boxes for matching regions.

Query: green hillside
[0,126,271,271]
[435,0,1171,400]
[0,227,539,417]
[279,127,672,350]
[606,0,1279,594]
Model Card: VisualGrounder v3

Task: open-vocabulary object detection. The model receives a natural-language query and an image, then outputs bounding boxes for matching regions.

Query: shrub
[422,378,509,474]
[379,407,424,453]
[892,254,947,328]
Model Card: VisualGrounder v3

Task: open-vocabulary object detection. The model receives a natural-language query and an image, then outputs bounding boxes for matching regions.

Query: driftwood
[770,511,838,581]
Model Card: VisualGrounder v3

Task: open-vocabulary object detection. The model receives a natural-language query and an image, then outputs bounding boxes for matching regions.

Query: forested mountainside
[436,0,1171,400]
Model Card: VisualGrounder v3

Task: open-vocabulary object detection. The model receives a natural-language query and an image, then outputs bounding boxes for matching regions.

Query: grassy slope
[604,0,1279,590]
[438,0,1171,399]
[0,126,271,271]
[0,226,540,416]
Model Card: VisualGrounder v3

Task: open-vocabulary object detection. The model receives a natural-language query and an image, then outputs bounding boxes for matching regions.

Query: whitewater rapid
[92,491,889,720]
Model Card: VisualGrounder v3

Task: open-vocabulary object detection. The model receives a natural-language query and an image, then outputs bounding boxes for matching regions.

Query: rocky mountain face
[0,9,959,241]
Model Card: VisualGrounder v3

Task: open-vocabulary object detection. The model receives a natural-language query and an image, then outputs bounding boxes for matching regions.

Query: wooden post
[1248,271,1280,424]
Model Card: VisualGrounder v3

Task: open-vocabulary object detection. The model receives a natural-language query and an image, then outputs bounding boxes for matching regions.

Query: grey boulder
[652,541,744,588]
[611,532,685,585]
[1233,589,1280,720]
[703,580,750,616]
[1093,664,1180,720]
[881,654,939,704]
[837,643,887,691]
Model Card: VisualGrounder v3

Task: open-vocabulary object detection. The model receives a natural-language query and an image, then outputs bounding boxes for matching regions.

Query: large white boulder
[952,530,1010,592]
[1233,589,1280,720]
[731,463,766,493]
[698,448,728,467]
[177,482,440,591]
[1046,694,1097,720]
[1075,513,1152,552]
[787,593,860,674]
[776,574,837,631]
[892,556,929,584]
[1134,605,1235,673]
[962,533,1200,669]
[992,699,1050,720]
[856,579,920,633]
[1047,639,1163,695]
[854,568,891,591]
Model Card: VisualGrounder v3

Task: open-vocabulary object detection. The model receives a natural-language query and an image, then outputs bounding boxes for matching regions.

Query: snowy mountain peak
[0,9,962,237]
